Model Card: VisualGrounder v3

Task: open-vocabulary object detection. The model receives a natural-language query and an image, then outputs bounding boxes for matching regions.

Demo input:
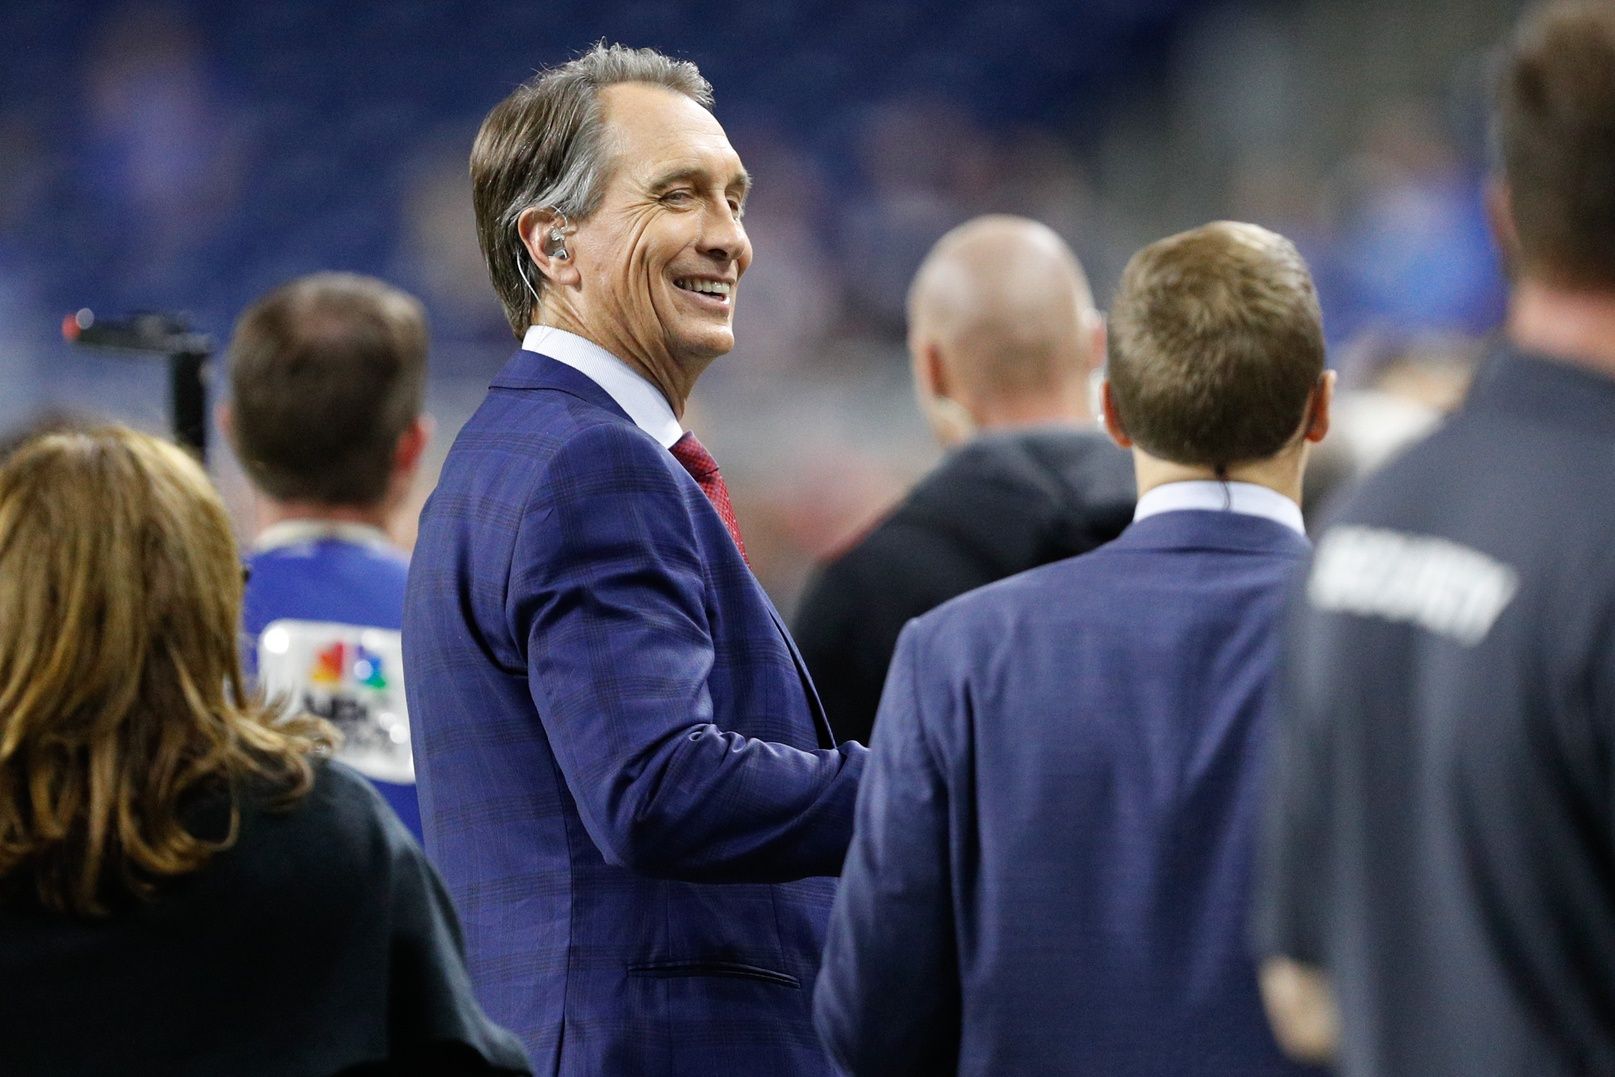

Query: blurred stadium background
[0,0,1523,613]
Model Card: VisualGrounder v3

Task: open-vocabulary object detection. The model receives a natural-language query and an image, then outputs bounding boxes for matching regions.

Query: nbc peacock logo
[309,640,389,691]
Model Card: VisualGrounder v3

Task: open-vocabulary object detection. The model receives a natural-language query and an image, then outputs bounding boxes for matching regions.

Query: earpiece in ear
[548,212,572,261]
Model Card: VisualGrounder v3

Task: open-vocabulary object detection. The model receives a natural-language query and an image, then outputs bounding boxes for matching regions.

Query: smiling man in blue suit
[404,45,866,1075]
[815,221,1334,1075]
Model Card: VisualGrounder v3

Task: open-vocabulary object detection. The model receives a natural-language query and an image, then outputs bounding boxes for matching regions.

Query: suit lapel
[762,600,835,748]
[498,348,836,747]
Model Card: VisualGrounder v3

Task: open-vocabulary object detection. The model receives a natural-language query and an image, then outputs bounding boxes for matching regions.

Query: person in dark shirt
[793,215,1133,744]
[0,425,527,1076]
[223,272,433,838]
[1255,4,1615,1073]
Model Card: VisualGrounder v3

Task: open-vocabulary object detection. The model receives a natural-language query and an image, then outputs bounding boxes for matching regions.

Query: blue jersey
[244,521,421,840]
[244,524,411,637]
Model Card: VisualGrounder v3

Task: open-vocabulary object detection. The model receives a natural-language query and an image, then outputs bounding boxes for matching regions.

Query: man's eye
[728,199,746,219]
[660,189,695,205]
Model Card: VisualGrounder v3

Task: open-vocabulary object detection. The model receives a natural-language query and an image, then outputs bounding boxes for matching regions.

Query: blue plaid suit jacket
[404,349,865,1076]
[815,510,1320,1075]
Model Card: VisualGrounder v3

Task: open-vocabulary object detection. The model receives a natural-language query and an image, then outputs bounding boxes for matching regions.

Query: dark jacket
[794,426,1134,744]
[0,762,529,1076]
[1256,346,1615,1076]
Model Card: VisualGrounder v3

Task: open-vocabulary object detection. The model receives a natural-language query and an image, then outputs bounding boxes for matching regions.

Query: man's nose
[701,205,749,265]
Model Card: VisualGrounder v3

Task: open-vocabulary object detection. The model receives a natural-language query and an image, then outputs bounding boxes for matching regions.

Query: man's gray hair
[471,43,714,336]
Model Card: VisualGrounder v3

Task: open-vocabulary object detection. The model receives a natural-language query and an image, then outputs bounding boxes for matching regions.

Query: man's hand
[1259,956,1339,1064]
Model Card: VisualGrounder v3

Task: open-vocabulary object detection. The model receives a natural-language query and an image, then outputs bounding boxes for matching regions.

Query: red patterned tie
[670,431,750,565]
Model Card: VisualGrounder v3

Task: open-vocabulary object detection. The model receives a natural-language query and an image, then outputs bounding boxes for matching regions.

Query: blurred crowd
[0,0,1518,611]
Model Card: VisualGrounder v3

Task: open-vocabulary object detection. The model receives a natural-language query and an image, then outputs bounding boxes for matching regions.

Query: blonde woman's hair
[0,426,333,915]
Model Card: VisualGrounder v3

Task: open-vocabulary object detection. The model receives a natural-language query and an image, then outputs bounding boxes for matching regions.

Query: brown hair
[471,43,714,336]
[1107,221,1325,468]
[0,427,333,915]
[1497,1,1615,288]
[228,272,427,506]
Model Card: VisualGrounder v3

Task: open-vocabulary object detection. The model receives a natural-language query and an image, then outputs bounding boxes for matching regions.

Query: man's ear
[910,338,945,401]
[911,340,977,448]
[1086,310,1108,377]
[394,414,435,477]
[216,403,236,449]
[1486,178,1520,277]
[1100,380,1132,449]
[1303,370,1336,445]
[516,206,581,289]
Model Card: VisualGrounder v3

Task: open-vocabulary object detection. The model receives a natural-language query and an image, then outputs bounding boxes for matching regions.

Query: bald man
[794,215,1134,743]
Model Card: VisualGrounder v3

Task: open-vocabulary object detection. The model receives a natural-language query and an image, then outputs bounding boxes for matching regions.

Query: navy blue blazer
[815,509,1321,1075]
[404,349,866,1075]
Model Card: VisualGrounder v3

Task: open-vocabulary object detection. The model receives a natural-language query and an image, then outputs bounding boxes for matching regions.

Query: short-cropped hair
[1108,221,1325,468]
[228,273,427,507]
[1497,1,1615,288]
[471,43,714,337]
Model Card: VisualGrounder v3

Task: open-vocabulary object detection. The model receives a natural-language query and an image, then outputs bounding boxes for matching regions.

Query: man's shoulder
[910,427,1129,510]
[1330,417,1468,510]
[457,378,635,457]
[901,429,1132,559]
[248,536,409,575]
[439,386,669,500]
[909,543,1122,648]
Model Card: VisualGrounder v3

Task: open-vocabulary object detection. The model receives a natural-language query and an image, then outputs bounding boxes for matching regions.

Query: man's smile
[672,276,736,311]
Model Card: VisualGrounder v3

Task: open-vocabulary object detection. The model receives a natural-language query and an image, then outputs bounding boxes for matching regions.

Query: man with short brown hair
[1108,222,1331,473]
[228,272,429,510]
[224,271,431,838]
[1256,4,1615,1072]
[815,221,1331,1075]
[406,44,864,1075]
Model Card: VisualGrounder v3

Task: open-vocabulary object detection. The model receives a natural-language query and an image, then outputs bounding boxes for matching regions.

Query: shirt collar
[522,325,684,449]
[252,519,398,555]
[1133,480,1306,536]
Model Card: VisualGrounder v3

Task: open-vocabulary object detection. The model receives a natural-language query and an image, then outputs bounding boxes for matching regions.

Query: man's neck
[256,499,393,538]
[533,312,703,419]
[973,388,1093,434]
[1132,450,1306,507]
[1508,279,1615,376]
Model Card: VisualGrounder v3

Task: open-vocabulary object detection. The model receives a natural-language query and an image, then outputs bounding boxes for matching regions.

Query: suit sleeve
[508,422,865,883]
[814,619,960,1075]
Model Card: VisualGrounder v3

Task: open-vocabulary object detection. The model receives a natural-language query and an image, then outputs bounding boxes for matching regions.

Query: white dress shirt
[522,325,684,449]
[1132,480,1306,536]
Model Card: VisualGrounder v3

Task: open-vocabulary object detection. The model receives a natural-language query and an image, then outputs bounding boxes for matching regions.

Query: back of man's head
[1496,1,1615,290]
[228,273,428,507]
[907,215,1100,440]
[1108,221,1324,469]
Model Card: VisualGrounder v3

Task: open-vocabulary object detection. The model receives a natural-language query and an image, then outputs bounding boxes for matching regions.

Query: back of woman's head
[0,426,330,915]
